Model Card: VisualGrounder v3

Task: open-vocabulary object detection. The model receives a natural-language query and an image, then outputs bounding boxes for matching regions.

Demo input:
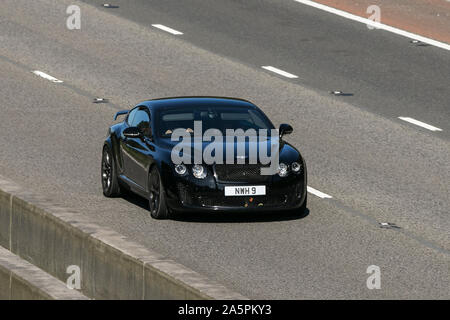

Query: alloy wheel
[149,170,160,215]
[102,150,112,192]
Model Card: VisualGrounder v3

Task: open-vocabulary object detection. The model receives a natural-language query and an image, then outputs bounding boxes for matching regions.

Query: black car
[102,97,307,219]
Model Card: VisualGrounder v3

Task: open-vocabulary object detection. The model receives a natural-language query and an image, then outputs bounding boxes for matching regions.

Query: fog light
[192,164,206,179]
[175,164,187,175]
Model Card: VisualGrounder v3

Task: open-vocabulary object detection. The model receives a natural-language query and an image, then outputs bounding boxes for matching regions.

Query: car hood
[156,137,300,164]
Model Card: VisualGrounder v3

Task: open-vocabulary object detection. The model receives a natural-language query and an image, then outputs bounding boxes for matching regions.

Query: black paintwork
[103,97,307,212]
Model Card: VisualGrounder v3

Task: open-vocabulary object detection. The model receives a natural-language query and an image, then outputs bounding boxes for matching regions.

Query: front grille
[214,164,271,183]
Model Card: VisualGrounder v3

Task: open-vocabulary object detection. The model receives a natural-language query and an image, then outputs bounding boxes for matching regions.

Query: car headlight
[192,164,207,179]
[175,164,187,175]
[278,163,288,177]
[291,161,302,173]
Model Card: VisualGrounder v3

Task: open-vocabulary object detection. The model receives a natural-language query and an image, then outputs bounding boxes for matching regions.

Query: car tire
[148,166,170,219]
[101,146,121,197]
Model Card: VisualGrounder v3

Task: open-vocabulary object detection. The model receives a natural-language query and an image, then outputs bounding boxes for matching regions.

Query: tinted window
[156,106,273,137]
[130,109,151,137]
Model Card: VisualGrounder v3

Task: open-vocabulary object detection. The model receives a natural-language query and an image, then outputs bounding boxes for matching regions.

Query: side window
[131,108,151,137]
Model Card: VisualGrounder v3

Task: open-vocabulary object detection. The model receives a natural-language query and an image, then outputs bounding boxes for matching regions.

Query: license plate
[224,186,266,196]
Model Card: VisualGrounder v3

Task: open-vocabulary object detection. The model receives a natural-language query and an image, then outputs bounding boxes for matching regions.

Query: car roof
[141,96,257,111]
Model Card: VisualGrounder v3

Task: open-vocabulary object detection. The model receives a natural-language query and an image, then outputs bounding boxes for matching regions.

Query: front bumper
[163,166,307,213]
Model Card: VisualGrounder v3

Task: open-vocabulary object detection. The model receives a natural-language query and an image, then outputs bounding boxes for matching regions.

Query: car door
[120,107,154,190]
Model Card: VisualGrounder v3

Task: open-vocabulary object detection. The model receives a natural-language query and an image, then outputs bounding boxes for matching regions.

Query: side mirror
[123,127,142,138]
[279,123,293,138]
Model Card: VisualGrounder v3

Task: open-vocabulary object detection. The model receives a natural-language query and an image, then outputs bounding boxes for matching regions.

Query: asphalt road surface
[0,0,449,298]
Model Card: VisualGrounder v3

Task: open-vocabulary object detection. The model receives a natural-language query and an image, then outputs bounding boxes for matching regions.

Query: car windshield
[155,106,274,137]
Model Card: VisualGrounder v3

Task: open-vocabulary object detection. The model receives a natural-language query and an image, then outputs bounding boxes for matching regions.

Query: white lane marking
[32,71,63,83]
[307,186,333,199]
[151,24,183,35]
[398,117,442,132]
[261,66,298,78]
[293,0,450,51]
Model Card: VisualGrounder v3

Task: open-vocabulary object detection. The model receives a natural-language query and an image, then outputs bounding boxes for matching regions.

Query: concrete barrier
[0,176,246,300]
[0,246,88,300]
